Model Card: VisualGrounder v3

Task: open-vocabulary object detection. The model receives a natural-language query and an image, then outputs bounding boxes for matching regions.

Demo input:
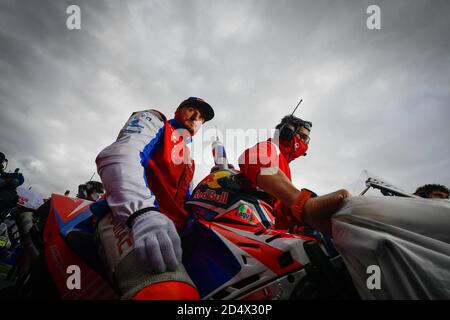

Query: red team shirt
[239,138,295,229]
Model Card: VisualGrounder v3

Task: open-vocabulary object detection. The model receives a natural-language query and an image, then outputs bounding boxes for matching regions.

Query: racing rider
[95,97,214,300]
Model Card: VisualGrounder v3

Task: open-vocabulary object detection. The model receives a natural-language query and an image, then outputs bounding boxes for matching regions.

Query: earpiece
[279,122,296,140]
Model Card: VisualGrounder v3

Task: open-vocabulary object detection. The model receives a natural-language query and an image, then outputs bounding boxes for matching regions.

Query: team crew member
[239,115,350,235]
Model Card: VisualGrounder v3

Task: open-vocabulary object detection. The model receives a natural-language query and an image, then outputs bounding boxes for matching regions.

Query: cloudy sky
[1,0,449,198]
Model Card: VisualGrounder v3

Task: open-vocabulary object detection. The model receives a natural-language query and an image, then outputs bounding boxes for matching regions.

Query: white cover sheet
[332,196,450,299]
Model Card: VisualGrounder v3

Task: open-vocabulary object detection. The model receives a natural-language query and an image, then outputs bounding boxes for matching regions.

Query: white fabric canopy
[332,196,450,299]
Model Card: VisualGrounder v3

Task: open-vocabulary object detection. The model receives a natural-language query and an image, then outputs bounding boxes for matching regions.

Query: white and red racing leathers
[96,109,194,231]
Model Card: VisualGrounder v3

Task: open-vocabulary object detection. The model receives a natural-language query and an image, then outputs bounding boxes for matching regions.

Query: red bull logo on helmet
[192,189,229,205]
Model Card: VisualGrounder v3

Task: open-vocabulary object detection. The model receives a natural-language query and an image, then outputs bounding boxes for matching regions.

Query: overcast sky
[1,0,449,198]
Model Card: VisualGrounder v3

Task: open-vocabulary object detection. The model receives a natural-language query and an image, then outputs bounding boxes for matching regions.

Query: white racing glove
[129,210,182,273]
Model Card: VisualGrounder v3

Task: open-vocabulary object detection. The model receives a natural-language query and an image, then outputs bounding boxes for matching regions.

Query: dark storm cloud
[0,0,449,197]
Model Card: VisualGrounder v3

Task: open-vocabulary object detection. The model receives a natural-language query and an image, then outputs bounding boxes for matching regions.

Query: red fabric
[278,136,308,162]
[238,139,291,186]
[146,119,194,231]
[238,139,294,229]
[132,281,200,300]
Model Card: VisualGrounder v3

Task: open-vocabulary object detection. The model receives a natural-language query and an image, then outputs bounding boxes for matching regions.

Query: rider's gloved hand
[129,210,182,273]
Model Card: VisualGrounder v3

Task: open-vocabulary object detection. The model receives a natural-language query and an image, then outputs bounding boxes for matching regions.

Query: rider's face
[295,127,310,144]
[175,106,205,136]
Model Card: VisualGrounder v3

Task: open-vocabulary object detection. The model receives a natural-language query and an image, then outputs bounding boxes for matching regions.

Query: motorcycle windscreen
[331,196,450,299]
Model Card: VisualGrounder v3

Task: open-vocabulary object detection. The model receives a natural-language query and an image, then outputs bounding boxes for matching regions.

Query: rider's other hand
[131,210,182,273]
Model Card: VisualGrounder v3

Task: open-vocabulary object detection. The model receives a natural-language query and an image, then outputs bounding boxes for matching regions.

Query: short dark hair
[413,184,449,198]
[275,115,312,131]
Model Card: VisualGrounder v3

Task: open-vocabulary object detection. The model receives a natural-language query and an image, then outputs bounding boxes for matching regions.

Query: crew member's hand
[292,189,350,235]
[131,210,182,273]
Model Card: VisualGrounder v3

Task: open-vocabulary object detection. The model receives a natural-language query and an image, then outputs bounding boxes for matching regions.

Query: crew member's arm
[239,140,315,226]
[256,169,301,206]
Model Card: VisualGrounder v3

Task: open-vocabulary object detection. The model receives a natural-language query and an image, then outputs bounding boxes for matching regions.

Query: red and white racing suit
[95,109,198,299]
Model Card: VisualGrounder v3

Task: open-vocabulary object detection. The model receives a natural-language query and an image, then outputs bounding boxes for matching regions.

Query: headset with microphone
[277,99,312,156]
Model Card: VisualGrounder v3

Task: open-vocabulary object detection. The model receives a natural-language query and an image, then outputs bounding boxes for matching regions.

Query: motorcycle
[10,137,445,300]
[0,154,362,300]
[1,143,447,299]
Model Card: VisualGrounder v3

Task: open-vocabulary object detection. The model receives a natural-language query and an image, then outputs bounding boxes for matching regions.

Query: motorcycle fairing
[182,219,243,298]
[183,212,317,299]
[201,222,314,300]
[44,194,118,299]
[50,193,94,237]
[184,169,321,299]
[187,170,276,229]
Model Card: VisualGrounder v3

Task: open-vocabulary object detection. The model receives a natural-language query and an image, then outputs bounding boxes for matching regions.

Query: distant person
[64,190,71,196]
[77,181,105,201]
[1,168,25,189]
[0,155,24,189]
[414,184,449,200]
[0,152,6,173]
[0,153,20,211]
[10,168,25,188]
